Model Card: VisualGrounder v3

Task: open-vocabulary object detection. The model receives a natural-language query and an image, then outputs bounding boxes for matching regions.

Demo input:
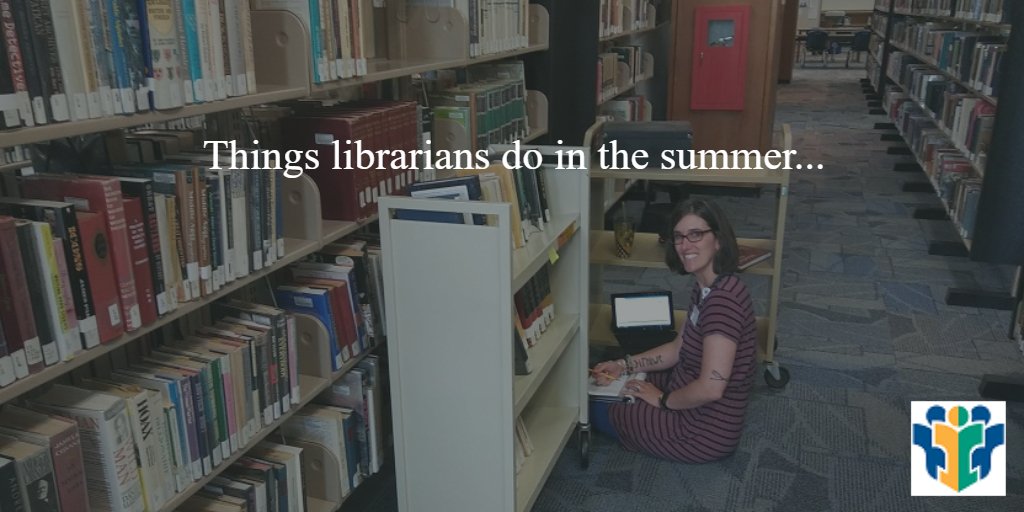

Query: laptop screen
[613,293,673,330]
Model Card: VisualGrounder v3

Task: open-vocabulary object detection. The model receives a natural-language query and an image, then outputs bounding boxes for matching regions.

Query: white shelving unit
[378,148,590,512]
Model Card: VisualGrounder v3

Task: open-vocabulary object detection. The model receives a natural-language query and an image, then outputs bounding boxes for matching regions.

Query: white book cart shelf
[378,145,590,512]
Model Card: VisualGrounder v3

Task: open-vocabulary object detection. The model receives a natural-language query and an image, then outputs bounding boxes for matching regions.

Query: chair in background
[802,30,830,67]
[846,30,872,67]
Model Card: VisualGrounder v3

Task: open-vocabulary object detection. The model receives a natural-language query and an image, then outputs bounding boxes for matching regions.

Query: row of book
[890,20,1007,97]
[512,262,555,377]
[888,91,982,240]
[887,52,996,167]
[283,355,386,501]
[256,0,378,85]
[435,162,555,250]
[893,0,1007,23]
[283,99,423,223]
[599,0,657,38]
[0,148,286,387]
[0,295,301,512]
[275,241,387,374]
[0,0,259,129]
[601,95,649,122]
[180,441,306,512]
[430,62,531,155]
[1,146,30,167]
[597,45,651,105]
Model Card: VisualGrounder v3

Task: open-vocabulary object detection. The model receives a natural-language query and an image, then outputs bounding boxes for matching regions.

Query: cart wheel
[764,366,790,389]
[579,426,591,469]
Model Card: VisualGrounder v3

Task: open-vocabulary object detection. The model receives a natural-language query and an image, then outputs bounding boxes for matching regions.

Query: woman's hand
[590,360,624,386]
[622,379,663,408]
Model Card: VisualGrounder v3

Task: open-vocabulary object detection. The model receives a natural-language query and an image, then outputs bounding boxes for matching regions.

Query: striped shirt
[609,274,757,463]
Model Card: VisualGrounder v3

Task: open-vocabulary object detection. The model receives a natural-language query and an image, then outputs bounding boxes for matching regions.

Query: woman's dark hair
[663,199,740,276]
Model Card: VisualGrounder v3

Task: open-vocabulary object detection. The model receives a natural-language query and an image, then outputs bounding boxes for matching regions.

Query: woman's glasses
[672,229,714,245]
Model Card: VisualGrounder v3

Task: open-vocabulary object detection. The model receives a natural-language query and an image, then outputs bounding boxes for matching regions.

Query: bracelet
[624,354,635,374]
[659,391,670,410]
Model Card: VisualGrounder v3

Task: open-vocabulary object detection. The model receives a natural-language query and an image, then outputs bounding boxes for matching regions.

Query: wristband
[659,391,670,410]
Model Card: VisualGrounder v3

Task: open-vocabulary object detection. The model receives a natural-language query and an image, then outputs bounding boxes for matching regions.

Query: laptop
[610,291,679,354]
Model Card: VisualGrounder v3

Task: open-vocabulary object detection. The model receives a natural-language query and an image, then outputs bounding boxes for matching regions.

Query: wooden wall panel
[779,0,800,83]
[667,0,784,152]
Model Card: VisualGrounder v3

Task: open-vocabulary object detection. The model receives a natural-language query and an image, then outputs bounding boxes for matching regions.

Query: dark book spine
[218,0,230,95]
[14,0,51,124]
[206,175,222,291]
[29,0,67,121]
[0,0,32,126]
[120,0,148,111]
[120,180,168,316]
[247,171,262,271]
[222,173,234,281]
[15,221,51,372]
[0,458,23,512]
[0,17,16,128]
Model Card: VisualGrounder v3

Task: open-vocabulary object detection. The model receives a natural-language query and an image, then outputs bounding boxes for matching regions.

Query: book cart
[378,144,590,512]
[583,120,793,389]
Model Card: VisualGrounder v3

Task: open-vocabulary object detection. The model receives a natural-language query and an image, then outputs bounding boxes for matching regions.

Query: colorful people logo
[912,404,1005,493]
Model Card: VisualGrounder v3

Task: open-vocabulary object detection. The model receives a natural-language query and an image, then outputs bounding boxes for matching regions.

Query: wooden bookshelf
[887,39,998,106]
[0,86,308,151]
[0,160,32,173]
[157,314,381,512]
[0,173,379,406]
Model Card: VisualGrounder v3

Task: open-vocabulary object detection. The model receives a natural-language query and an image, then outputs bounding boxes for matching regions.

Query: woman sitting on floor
[591,198,758,463]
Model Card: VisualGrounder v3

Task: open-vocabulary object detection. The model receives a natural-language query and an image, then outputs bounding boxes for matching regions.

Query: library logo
[910,401,1006,496]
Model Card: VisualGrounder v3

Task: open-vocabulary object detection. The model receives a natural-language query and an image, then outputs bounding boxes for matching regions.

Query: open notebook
[588,372,647,402]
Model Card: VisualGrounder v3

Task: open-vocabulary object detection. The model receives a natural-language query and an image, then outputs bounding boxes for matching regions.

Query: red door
[690,5,751,111]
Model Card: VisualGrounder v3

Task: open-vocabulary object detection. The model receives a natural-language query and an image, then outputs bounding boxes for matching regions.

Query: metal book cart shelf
[584,120,792,389]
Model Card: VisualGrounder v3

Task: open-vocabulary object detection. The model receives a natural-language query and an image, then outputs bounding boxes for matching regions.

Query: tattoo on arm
[637,355,662,370]
[710,370,727,381]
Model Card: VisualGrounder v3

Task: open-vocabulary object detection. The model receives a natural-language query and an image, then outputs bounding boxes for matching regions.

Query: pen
[589,369,617,380]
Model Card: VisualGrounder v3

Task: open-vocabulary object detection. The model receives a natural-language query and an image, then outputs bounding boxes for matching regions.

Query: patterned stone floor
[343,67,1024,511]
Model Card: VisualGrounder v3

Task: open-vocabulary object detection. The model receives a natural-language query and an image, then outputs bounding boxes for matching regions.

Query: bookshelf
[868,0,1017,311]
[0,0,564,509]
[584,120,794,389]
[378,149,589,512]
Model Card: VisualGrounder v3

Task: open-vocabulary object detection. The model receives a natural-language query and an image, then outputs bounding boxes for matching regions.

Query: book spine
[218,0,232,96]
[103,0,135,113]
[195,169,212,296]
[85,0,117,116]
[123,198,158,326]
[0,18,18,128]
[125,180,169,316]
[14,222,50,373]
[48,0,90,121]
[50,421,91,512]
[122,0,148,112]
[180,0,203,102]
[30,221,70,365]
[67,0,102,118]
[30,0,70,122]
[239,0,255,92]
[39,223,83,362]
[0,223,30,383]
[143,0,184,109]
[0,459,24,511]
[0,0,35,126]
[14,0,52,124]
